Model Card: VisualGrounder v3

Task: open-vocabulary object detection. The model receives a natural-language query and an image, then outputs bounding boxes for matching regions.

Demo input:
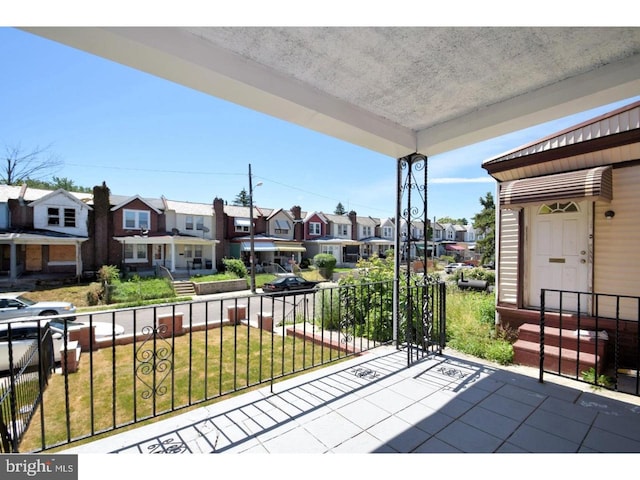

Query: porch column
[394,153,429,364]
[9,242,17,280]
[170,241,176,272]
[75,241,83,277]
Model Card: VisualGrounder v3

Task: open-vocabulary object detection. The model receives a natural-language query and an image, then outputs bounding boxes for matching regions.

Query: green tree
[473,192,495,264]
[26,176,92,192]
[437,216,468,225]
[334,202,346,215]
[233,188,251,206]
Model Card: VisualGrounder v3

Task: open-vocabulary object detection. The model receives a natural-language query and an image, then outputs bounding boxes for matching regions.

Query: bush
[97,265,120,284]
[313,253,337,278]
[221,257,247,278]
[451,267,495,285]
[85,282,104,306]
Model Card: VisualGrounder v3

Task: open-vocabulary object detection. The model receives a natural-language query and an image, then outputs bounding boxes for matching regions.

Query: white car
[444,263,470,274]
[0,293,76,321]
[0,318,125,373]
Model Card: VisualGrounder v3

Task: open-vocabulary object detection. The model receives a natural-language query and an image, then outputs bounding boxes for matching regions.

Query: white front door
[528,201,591,312]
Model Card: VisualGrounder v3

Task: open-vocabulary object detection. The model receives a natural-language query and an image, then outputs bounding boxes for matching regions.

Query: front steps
[172,281,196,296]
[513,323,608,376]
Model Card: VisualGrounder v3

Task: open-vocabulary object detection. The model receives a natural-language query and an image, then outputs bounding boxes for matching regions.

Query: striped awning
[500,166,612,206]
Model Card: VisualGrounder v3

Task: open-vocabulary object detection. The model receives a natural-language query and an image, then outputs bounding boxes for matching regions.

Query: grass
[445,287,514,365]
[20,324,345,452]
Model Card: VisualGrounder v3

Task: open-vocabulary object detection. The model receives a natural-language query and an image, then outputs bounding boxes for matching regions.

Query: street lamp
[248,164,262,293]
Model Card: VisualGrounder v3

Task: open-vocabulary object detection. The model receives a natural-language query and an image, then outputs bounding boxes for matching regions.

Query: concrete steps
[172,281,196,296]
[513,323,608,376]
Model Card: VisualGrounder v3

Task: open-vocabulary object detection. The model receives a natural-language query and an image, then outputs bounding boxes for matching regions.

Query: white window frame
[309,222,321,235]
[124,244,148,262]
[47,207,60,226]
[383,226,393,238]
[124,209,150,230]
[338,224,348,236]
[64,208,76,227]
[185,215,194,230]
[195,216,204,231]
[362,226,372,237]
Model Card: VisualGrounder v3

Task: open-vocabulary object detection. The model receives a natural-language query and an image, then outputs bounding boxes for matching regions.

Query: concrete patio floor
[62,344,640,456]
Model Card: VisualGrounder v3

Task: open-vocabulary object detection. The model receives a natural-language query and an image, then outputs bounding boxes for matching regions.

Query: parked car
[261,276,320,294]
[0,293,76,321]
[444,263,471,274]
[0,318,125,373]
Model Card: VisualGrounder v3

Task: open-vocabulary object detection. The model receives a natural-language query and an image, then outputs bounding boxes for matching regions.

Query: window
[338,224,348,236]
[124,209,150,230]
[124,244,147,261]
[47,207,60,226]
[195,216,204,231]
[362,226,372,237]
[194,245,203,258]
[274,219,290,235]
[185,215,194,230]
[46,207,76,228]
[184,245,193,258]
[64,208,76,227]
[383,226,393,238]
[234,218,250,233]
[309,222,321,235]
[538,202,580,214]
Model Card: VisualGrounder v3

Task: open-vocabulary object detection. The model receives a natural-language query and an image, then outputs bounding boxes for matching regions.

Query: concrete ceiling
[23,27,640,159]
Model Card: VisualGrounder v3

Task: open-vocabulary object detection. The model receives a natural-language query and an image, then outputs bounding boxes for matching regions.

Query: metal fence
[0,322,54,452]
[0,278,446,452]
[539,289,640,396]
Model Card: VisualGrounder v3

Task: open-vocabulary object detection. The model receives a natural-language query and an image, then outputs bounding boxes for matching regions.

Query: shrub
[451,267,495,285]
[313,253,337,278]
[97,265,120,284]
[221,257,247,278]
[85,282,104,306]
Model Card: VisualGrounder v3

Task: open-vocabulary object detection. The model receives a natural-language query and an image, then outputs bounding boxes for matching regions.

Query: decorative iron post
[394,153,429,365]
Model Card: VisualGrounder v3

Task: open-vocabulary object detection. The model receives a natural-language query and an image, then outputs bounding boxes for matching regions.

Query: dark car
[261,276,319,294]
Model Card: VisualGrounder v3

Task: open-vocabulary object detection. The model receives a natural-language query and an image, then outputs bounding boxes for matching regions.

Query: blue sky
[2,26,638,224]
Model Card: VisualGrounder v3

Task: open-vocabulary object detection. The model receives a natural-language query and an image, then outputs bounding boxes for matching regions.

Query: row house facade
[0,183,219,281]
[0,182,484,281]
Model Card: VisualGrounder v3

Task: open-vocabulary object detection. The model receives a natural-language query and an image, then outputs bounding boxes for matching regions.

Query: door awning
[500,165,612,206]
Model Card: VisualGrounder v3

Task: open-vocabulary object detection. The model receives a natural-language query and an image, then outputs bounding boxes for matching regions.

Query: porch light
[604,210,615,220]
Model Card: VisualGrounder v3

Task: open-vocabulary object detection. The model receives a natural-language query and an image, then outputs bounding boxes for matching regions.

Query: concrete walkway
[62,344,640,455]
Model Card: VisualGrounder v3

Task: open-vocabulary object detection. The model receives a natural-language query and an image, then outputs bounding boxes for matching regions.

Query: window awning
[500,166,612,206]
[240,241,276,252]
[445,245,465,251]
[276,245,306,252]
[234,218,251,227]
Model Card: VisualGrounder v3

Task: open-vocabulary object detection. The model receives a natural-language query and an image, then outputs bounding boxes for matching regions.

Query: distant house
[0,185,92,279]
[356,214,393,259]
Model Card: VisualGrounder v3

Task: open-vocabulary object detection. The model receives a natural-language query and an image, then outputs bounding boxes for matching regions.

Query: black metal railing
[539,289,640,396]
[0,278,446,453]
[0,322,54,452]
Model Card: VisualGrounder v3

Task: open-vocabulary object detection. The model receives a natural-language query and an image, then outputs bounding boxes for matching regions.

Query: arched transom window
[538,201,580,214]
